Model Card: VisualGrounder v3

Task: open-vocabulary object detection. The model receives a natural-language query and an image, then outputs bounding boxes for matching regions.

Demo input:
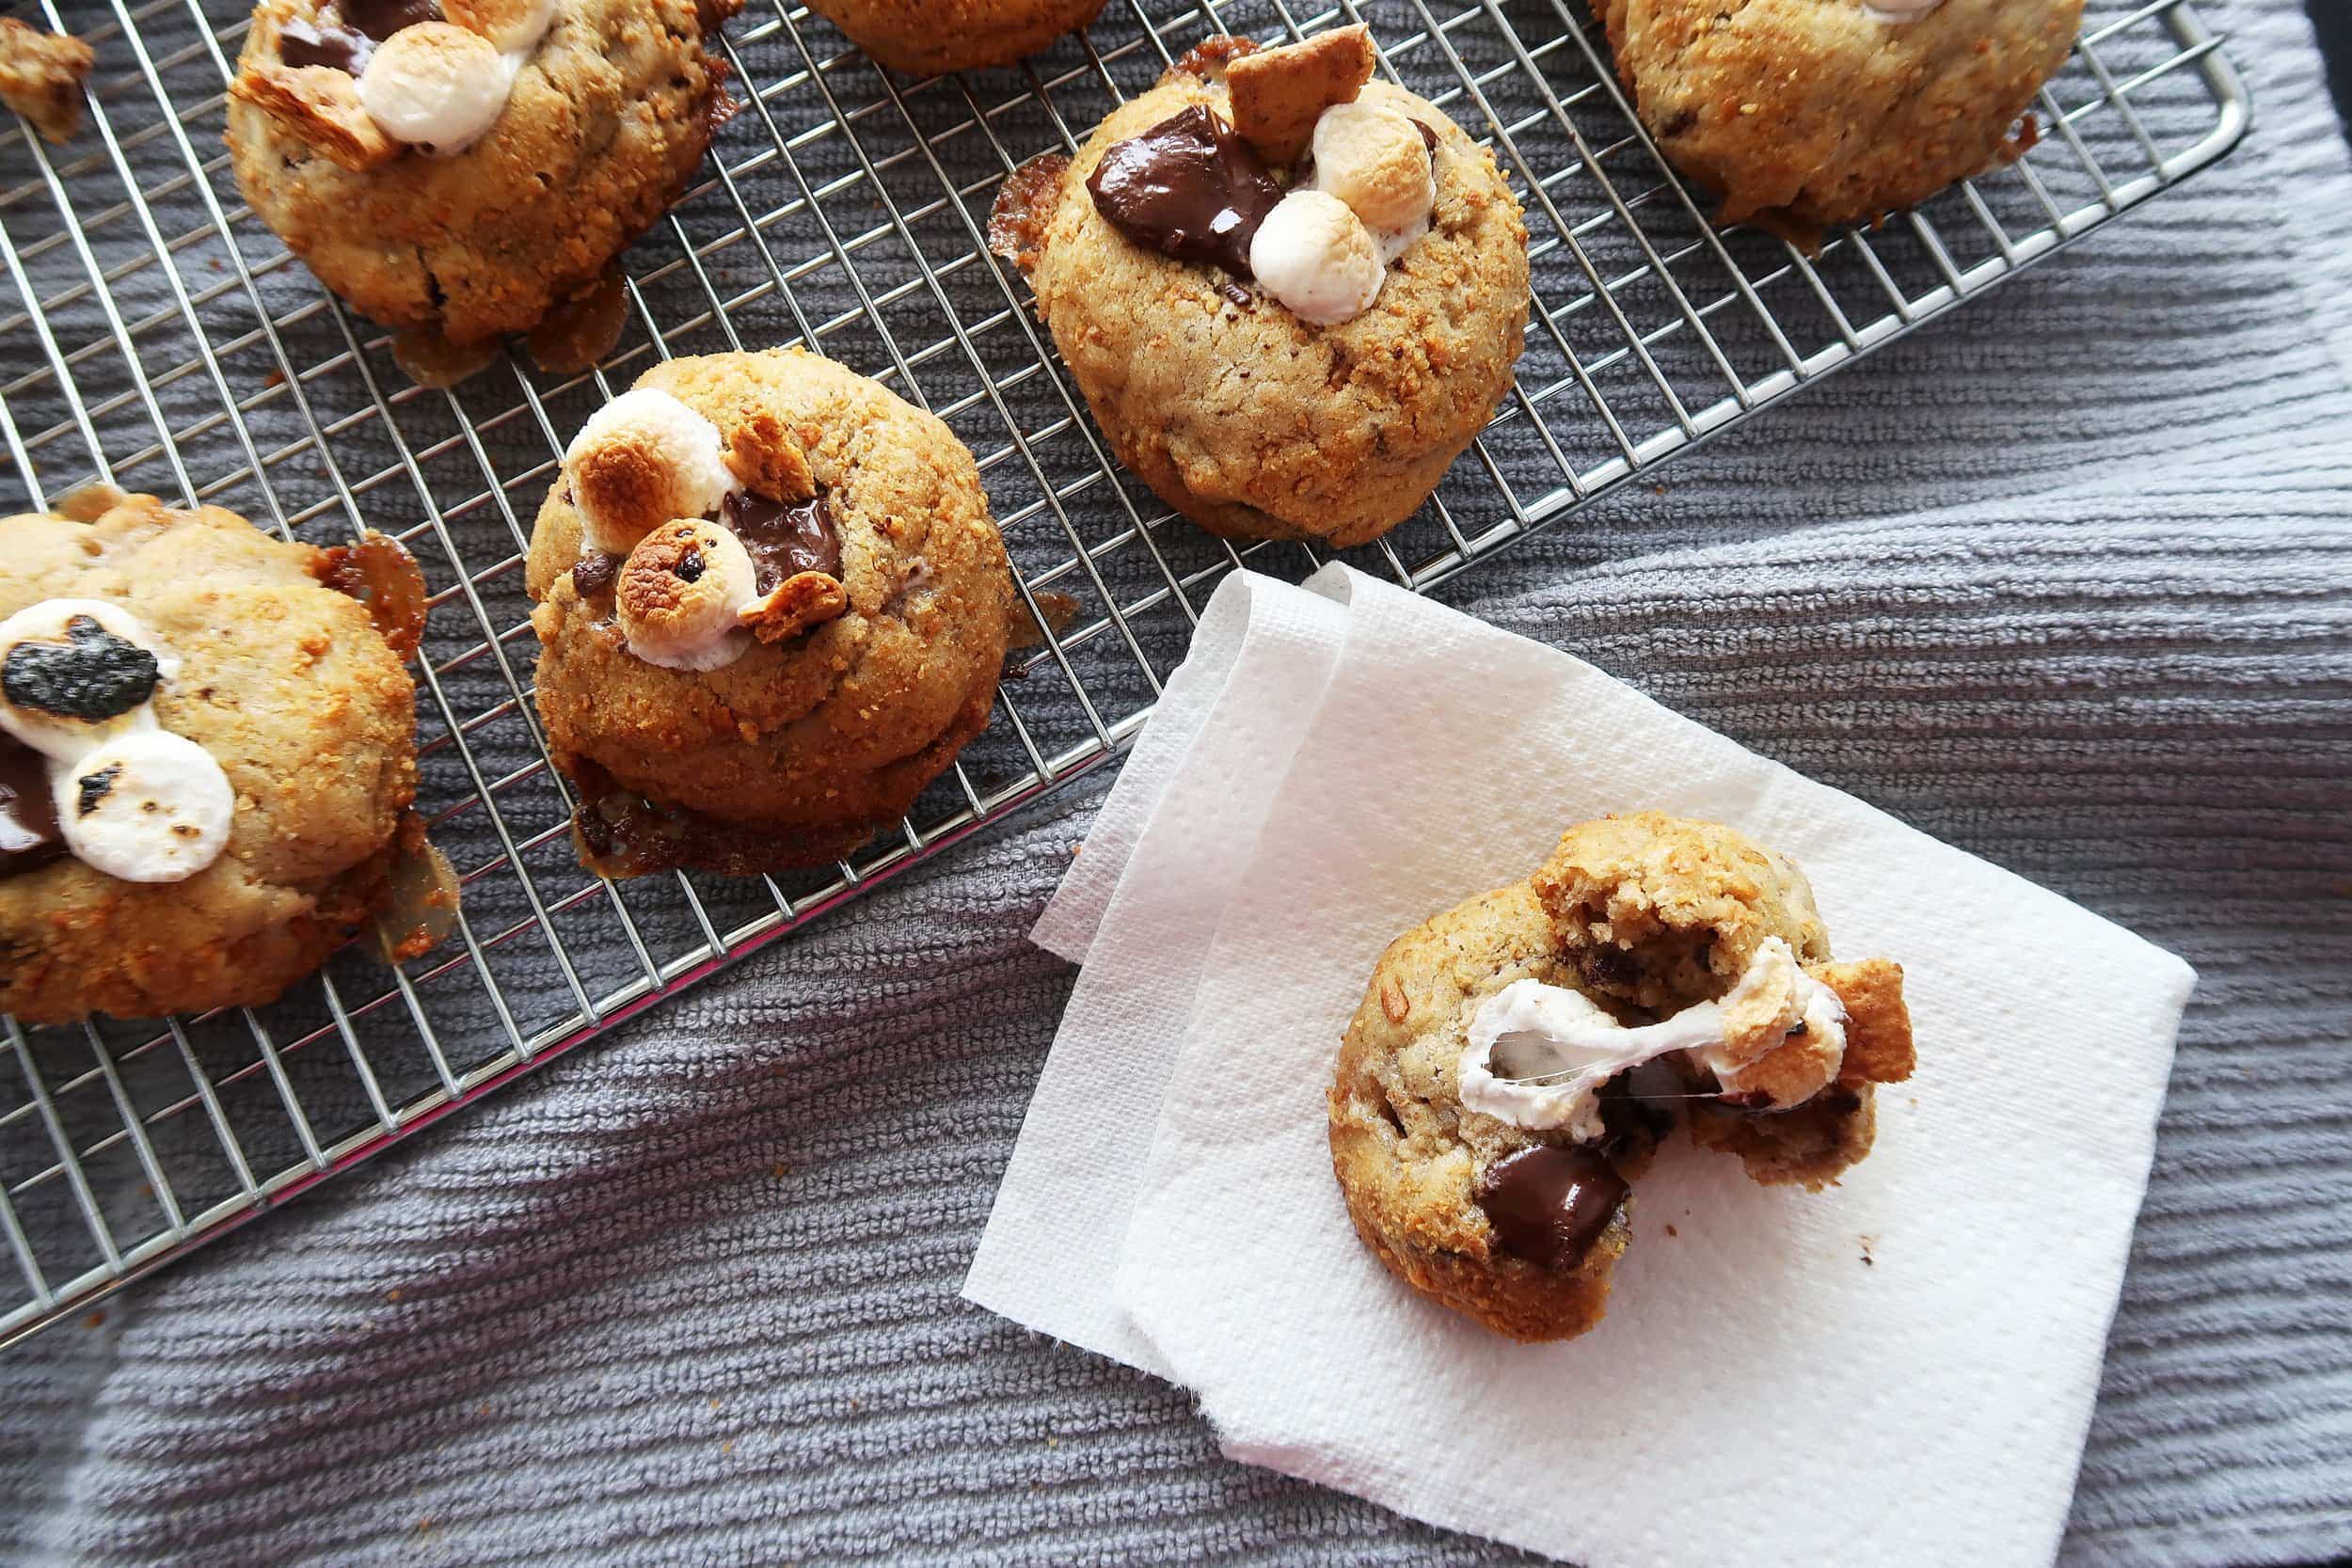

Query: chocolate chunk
[0,736,63,879]
[1218,281,1254,308]
[1474,1145,1629,1273]
[1085,104,1282,279]
[675,546,706,584]
[570,550,621,599]
[724,490,842,595]
[1579,943,1637,990]
[74,762,121,819]
[278,15,373,73]
[1412,119,1439,152]
[3,614,160,723]
[338,0,443,40]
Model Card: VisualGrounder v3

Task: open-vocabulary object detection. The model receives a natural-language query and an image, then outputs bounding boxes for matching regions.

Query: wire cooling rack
[0,0,2246,1348]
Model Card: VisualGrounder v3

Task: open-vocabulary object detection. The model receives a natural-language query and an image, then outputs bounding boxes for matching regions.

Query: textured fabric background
[3,0,2350,1564]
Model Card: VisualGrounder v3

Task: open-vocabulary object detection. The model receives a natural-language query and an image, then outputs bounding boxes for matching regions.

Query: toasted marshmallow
[1310,101,1434,261]
[444,0,561,54]
[0,599,177,762]
[54,729,234,883]
[616,519,759,671]
[359,22,510,153]
[564,388,739,557]
[1248,189,1386,326]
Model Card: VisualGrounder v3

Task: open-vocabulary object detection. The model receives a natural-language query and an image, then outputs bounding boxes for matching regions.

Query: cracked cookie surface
[0,496,421,1024]
[1601,0,2081,232]
[805,0,1103,74]
[524,348,1014,874]
[226,0,733,343]
[1014,55,1528,548]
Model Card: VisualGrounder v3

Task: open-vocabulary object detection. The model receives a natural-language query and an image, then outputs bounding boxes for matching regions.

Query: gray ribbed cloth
[5,0,2351,1563]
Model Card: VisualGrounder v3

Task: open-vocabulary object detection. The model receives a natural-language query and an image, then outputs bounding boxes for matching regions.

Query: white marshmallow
[1309,101,1435,263]
[563,388,739,557]
[0,599,177,762]
[447,0,561,54]
[359,22,511,154]
[1248,190,1387,327]
[618,523,759,671]
[54,730,234,884]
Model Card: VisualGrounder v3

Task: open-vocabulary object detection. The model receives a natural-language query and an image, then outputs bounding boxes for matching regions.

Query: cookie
[993,32,1528,549]
[524,348,1015,878]
[1328,813,1916,1341]
[1601,0,2082,233]
[0,492,429,1025]
[0,18,93,145]
[226,0,738,345]
[804,0,1104,75]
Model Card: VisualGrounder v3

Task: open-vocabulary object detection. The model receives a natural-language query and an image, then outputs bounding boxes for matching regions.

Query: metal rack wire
[0,0,2247,1348]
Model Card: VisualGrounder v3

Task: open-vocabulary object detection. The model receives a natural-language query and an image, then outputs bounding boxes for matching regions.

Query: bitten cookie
[804,0,1104,75]
[524,348,1015,877]
[0,493,430,1025]
[1602,0,2082,233]
[227,0,738,346]
[992,31,1528,548]
[1329,813,1916,1341]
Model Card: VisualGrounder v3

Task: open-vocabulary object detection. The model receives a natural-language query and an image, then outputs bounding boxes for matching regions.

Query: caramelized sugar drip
[564,758,864,880]
[361,813,460,964]
[391,325,500,389]
[1007,589,1080,652]
[316,531,430,658]
[526,264,630,376]
[988,151,1070,274]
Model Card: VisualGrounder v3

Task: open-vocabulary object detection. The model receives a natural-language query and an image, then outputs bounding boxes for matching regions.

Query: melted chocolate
[723,490,841,595]
[570,550,622,599]
[1086,104,1281,279]
[1412,119,1439,152]
[1475,1146,1629,1273]
[0,736,63,879]
[3,615,159,723]
[278,0,441,75]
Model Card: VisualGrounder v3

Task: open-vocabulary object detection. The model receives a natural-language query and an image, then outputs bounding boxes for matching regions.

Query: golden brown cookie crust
[804,0,1104,74]
[524,348,1013,871]
[0,18,94,146]
[1023,55,1529,549]
[1330,814,1915,1339]
[1602,0,2082,231]
[0,496,421,1025]
[226,0,731,342]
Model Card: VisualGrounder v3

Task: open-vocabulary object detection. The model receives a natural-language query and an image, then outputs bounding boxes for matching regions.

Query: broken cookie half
[1328,811,1915,1342]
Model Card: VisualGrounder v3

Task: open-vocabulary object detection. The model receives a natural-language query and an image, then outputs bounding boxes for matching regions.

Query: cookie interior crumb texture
[1602,0,2084,234]
[523,347,1014,878]
[1011,38,1530,548]
[0,18,94,145]
[1328,812,1916,1342]
[803,0,1106,76]
[227,0,739,343]
[0,495,425,1025]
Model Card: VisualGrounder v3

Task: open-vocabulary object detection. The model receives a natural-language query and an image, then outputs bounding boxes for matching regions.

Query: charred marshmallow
[563,388,739,557]
[55,730,235,884]
[615,519,760,671]
[0,599,177,761]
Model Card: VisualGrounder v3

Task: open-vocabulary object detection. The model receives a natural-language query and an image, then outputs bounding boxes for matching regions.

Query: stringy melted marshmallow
[1459,937,1848,1139]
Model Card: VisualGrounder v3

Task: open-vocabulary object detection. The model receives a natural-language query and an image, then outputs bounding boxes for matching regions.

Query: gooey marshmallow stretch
[0,600,235,884]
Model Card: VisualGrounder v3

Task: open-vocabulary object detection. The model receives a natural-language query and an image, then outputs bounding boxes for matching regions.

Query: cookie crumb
[0,19,93,146]
[1859,1236,1876,1267]
[1224,25,1376,165]
[1663,1224,1677,1238]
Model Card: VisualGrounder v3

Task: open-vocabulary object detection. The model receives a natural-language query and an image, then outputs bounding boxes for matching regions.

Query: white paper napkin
[966,565,2195,1568]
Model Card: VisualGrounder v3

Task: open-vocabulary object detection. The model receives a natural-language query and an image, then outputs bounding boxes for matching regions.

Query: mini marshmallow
[1310,101,1434,261]
[54,729,234,883]
[358,22,509,153]
[1248,189,1386,326]
[443,0,561,54]
[0,599,176,762]
[616,519,759,671]
[564,388,739,557]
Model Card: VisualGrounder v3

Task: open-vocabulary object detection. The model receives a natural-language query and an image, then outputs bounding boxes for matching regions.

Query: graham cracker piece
[1813,958,1915,1086]
[740,570,849,642]
[1223,24,1376,166]
[726,410,817,501]
[0,18,93,146]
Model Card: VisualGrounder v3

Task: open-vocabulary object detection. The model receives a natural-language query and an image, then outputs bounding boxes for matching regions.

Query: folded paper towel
[965,565,2195,1568]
